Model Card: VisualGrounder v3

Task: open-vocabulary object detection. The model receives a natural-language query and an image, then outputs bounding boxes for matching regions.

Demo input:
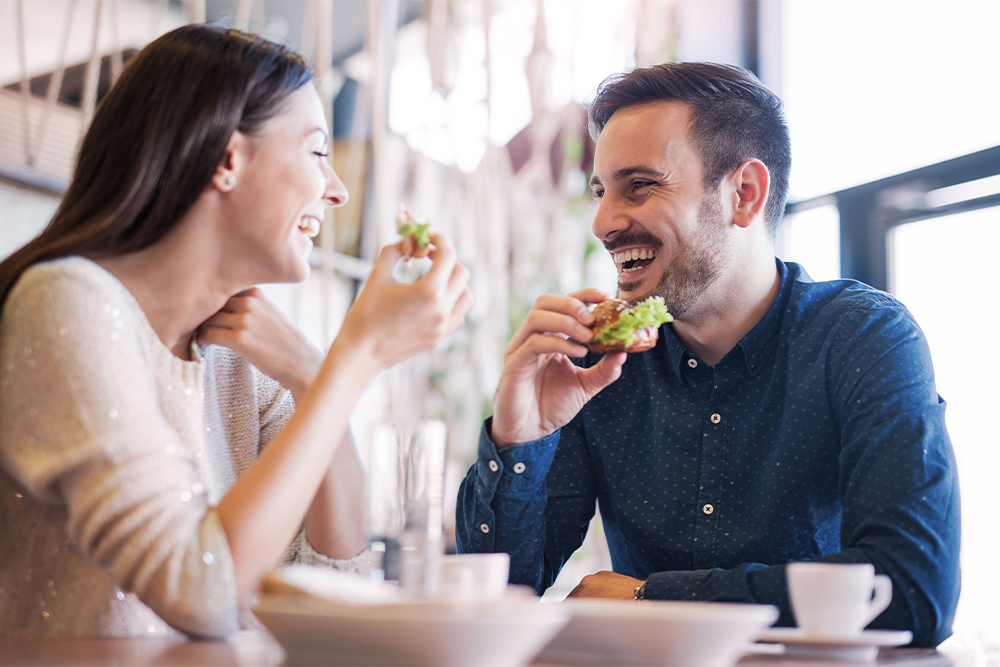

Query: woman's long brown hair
[0,25,314,310]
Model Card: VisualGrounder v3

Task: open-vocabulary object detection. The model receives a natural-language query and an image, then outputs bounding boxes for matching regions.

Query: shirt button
[513,462,526,474]
[710,413,721,424]
[703,504,715,515]
[687,358,698,368]
[488,460,499,472]
[480,523,490,534]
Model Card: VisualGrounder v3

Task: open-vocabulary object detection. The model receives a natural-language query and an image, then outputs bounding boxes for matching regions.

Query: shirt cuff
[476,418,561,494]
[642,569,716,600]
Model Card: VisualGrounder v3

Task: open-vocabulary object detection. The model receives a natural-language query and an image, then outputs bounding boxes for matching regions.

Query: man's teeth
[299,217,320,238]
[613,247,658,273]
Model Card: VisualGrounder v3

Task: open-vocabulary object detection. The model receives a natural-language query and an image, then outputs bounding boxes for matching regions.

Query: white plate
[535,599,779,666]
[255,594,569,667]
[757,627,913,662]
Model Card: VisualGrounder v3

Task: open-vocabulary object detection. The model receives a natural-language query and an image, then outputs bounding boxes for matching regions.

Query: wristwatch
[633,580,648,601]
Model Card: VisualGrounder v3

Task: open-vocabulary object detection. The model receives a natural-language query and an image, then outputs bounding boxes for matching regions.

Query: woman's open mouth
[613,246,658,276]
[299,216,321,239]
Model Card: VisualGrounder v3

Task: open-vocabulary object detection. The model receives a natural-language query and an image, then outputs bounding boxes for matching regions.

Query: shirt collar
[736,258,796,376]
[657,258,797,379]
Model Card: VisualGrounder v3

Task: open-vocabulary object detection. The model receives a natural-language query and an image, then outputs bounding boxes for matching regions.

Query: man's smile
[612,245,659,277]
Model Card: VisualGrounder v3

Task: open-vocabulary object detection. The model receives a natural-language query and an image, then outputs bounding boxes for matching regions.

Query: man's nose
[592,196,629,242]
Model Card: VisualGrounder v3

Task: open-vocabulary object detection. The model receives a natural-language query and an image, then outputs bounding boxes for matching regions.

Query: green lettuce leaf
[593,296,673,346]
[398,220,432,249]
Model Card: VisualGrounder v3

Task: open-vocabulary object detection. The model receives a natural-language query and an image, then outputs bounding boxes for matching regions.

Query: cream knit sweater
[0,257,357,639]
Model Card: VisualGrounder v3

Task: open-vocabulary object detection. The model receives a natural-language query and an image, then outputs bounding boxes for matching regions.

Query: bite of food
[396,204,433,258]
[587,296,673,354]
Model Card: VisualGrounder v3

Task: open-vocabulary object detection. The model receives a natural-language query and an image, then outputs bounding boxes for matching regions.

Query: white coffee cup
[786,562,893,637]
[438,553,510,600]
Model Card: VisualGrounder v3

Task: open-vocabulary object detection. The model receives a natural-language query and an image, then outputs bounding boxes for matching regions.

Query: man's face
[590,101,730,317]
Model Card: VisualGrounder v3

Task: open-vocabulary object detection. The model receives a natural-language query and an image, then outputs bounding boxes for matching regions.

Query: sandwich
[397,204,432,258]
[587,296,673,354]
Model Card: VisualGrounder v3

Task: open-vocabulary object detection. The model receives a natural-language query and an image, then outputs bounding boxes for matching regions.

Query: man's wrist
[633,580,648,601]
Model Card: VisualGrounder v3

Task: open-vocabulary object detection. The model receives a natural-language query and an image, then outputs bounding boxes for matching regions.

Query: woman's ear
[729,159,771,229]
[211,130,250,193]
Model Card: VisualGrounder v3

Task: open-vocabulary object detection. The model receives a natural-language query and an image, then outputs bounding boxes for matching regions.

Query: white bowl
[536,598,779,666]
[255,594,569,667]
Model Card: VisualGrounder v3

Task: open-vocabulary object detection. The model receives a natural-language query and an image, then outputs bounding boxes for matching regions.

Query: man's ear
[211,130,250,193]
[728,159,770,229]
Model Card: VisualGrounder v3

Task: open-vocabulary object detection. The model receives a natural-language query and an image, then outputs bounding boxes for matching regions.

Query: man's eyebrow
[589,166,666,187]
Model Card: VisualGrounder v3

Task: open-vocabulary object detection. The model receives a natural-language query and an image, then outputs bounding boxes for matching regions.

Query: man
[456,62,959,647]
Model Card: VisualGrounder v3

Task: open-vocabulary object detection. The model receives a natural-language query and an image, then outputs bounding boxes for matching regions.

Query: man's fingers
[566,288,613,307]
[577,352,626,395]
[508,309,595,352]
[533,294,597,322]
[508,331,589,362]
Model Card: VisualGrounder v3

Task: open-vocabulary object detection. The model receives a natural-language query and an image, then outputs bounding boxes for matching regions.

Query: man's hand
[490,288,626,447]
[567,571,644,599]
[197,287,323,402]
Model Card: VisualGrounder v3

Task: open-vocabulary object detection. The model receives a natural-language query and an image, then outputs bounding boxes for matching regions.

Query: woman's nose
[324,165,349,207]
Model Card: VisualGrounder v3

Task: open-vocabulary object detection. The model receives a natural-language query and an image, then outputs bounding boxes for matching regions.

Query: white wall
[0,180,59,259]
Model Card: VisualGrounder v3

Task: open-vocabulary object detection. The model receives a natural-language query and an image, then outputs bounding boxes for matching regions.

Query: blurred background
[1,0,997,652]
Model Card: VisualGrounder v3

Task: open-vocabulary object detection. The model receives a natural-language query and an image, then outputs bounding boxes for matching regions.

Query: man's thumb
[582,352,626,395]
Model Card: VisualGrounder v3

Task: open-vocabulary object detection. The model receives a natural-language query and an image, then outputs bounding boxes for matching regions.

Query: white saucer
[757,628,913,662]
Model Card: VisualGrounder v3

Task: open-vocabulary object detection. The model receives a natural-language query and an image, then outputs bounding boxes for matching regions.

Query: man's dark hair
[587,62,791,234]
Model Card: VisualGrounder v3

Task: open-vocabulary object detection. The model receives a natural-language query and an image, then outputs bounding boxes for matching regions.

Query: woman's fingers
[372,241,406,279]
[444,259,471,303]
[199,311,240,330]
[449,286,475,324]
[421,233,457,290]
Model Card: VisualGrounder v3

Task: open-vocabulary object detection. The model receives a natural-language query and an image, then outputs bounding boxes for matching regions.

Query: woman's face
[225,84,347,285]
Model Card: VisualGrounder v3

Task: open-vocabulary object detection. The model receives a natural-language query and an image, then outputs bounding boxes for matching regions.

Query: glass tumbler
[367,420,447,593]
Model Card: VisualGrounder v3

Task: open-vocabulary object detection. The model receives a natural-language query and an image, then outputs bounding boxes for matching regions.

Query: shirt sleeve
[641,296,960,648]
[455,417,599,593]
[0,265,239,638]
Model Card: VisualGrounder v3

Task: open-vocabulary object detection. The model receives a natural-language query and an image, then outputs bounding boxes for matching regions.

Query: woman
[0,25,472,639]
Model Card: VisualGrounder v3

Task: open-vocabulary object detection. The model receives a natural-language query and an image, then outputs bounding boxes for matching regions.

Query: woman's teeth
[614,247,658,274]
[299,217,320,238]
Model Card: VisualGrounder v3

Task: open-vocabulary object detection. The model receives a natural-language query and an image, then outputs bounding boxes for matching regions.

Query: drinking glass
[367,420,448,593]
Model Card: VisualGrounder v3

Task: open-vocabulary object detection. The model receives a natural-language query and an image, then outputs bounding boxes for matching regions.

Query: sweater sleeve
[255,368,295,451]
[0,263,239,638]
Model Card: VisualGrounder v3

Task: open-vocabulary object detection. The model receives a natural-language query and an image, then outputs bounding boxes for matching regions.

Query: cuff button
[480,523,490,534]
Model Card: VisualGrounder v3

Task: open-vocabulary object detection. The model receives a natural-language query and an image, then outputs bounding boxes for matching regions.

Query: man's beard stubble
[616,193,730,319]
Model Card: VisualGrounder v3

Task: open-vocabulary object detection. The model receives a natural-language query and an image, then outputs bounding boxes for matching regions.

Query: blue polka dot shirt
[457,260,959,647]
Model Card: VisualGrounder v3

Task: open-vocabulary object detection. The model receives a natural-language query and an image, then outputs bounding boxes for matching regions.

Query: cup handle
[864,574,893,627]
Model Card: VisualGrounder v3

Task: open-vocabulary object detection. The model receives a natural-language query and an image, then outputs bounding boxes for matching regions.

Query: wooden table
[0,631,963,667]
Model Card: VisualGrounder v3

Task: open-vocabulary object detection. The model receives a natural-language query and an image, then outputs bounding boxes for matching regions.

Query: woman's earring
[225,175,237,187]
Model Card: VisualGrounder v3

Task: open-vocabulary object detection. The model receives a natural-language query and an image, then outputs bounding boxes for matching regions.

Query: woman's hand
[197,288,324,402]
[337,232,474,372]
